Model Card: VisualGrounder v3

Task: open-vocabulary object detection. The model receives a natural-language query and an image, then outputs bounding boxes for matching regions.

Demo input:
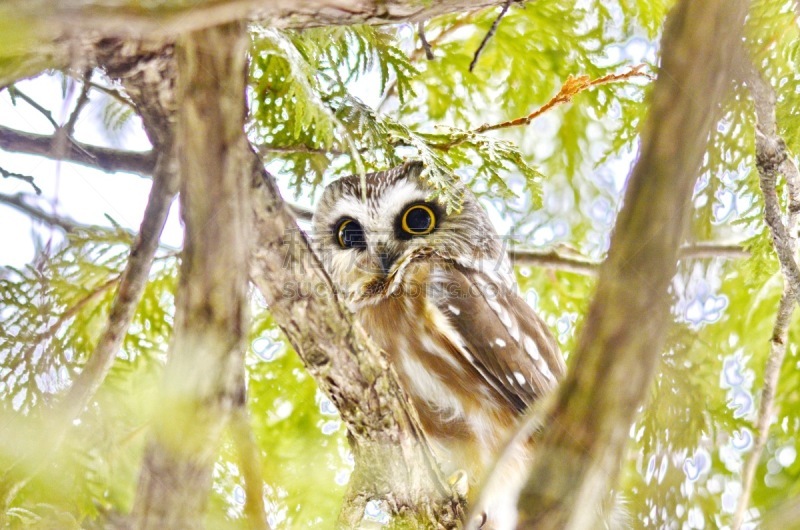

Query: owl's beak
[373,245,399,277]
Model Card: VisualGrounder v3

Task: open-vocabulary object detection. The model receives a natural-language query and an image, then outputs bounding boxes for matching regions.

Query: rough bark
[514,0,748,528]
[732,60,800,530]
[130,22,252,529]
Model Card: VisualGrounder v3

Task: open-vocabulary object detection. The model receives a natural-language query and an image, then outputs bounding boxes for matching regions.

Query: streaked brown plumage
[312,161,565,528]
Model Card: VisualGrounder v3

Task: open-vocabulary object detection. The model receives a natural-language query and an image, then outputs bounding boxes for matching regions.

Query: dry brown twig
[433,64,654,150]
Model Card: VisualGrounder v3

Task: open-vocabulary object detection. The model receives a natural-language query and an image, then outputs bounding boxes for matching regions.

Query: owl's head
[312,161,505,307]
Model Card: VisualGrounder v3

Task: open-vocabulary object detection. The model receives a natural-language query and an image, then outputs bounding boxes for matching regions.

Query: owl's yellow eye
[401,205,436,236]
[336,219,366,249]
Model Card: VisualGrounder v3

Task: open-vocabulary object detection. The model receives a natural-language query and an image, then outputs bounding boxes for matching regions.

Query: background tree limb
[515,0,747,527]
[0,124,156,174]
[732,58,800,530]
[130,21,253,529]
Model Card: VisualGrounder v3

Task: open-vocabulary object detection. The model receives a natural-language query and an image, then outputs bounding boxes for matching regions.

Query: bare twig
[469,0,512,72]
[418,21,434,60]
[6,86,60,130]
[0,192,78,231]
[0,166,41,194]
[434,64,653,150]
[0,124,156,175]
[732,61,800,530]
[88,80,136,108]
[63,71,93,137]
[510,243,747,275]
[376,13,477,112]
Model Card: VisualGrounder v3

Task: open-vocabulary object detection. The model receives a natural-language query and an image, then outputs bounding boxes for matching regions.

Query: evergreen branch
[376,13,477,112]
[468,0,513,72]
[733,60,800,530]
[6,86,60,130]
[0,192,79,231]
[0,166,41,195]
[0,124,156,175]
[0,140,178,514]
[433,64,654,150]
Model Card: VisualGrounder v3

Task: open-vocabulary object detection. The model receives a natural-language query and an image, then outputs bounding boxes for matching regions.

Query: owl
[312,161,566,529]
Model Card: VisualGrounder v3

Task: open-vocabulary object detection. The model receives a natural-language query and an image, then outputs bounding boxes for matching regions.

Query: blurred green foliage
[1,0,800,528]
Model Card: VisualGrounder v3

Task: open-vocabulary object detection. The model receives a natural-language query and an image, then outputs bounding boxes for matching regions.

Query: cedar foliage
[0,0,799,528]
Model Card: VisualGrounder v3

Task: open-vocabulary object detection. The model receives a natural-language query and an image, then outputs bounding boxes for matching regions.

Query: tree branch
[513,0,746,527]
[0,166,42,194]
[131,21,251,529]
[468,0,512,72]
[8,0,504,39]
[6,85,60,130]
[0,148,177,512]
[732,59,800,530]
[0,192,79,231]
[0,124,156,175]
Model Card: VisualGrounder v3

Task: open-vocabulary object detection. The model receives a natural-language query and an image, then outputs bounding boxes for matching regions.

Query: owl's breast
[357,264,516,462]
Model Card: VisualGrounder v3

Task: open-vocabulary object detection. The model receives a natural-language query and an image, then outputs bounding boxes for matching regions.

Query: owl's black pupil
[339,221,366,249]
[406,208,431,232]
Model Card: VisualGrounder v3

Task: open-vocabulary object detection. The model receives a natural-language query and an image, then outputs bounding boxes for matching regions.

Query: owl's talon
[448,469,469,499]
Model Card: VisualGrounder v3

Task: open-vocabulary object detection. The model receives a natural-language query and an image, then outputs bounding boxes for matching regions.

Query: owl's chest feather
[358,282,513,456]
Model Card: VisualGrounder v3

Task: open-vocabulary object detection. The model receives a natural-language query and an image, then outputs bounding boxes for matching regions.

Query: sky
[0,75,182,269]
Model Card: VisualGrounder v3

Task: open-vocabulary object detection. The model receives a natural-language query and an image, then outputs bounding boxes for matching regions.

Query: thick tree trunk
[130,22,252,529]
[514,0,748,528]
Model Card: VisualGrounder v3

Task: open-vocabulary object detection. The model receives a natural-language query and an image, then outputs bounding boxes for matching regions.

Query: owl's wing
[426,263,566,413]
